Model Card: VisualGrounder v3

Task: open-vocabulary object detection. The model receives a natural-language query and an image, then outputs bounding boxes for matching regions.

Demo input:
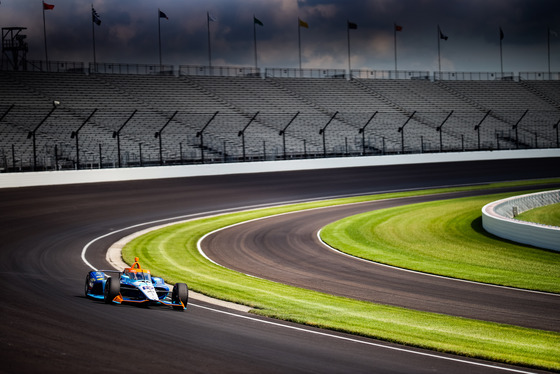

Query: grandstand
[0,62,559,172]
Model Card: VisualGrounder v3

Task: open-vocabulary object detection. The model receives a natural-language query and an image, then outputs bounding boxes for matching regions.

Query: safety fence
[2,60,559,81]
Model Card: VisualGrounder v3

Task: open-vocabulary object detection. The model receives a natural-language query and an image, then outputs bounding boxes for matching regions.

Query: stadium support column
[71,108,97,170]
[398,111,415,154]
[112,109,137,168]
[436,110,453,152]
[474,110,491,151]
[319,111,338,158]
[359,111,378,155]
[27,101,59,171]
[155,110,178,166]
[238,112,259,161]
[279,112,299,160]
[196,111,219,164]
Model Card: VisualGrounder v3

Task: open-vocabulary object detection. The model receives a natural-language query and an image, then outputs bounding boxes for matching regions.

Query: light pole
[0,104,14,123]
[397,111,415,154]
[553,117,560,148]
[71,108,97,170]
[474,110,491,151]
[154,110,178,165]
[279,112,299,160]
[436,110,453,152]
[238,112,259,161]
[512,109,528,149]
[112,109,137,168]
[319,111,338,157]
[27,100,59,171]
[196,111,219,164]
[359,111,378,155]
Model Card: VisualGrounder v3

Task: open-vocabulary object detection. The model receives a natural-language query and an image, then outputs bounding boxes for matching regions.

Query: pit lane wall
[482,190,560,252]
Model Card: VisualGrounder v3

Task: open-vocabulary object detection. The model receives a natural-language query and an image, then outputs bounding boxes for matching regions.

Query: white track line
[81,223,541,373]
[316,229,559,297]
[190,303,539,374]
[80,186,551,374]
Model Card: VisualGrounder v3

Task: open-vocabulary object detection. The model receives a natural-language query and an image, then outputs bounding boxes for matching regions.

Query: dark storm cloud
[1,0,559,72]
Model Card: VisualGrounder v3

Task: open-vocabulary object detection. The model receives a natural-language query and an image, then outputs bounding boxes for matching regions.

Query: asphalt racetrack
[202,190,560,332]
[1,158,558,373]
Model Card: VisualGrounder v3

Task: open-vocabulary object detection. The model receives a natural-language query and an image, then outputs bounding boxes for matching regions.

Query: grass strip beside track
[123,179,560,371]
[321,193,560,292]
[515,202,560,226]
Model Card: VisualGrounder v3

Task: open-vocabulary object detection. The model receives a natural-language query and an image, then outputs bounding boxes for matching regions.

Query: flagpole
[207,12,212,67]
[298,18,302,71]
[347,21,351,78]
[158,9,162,67]
[42,2,49,69]
[253,15,257,68]
[394,23,397,74]
[499,27,503,75]
[548,27,551,75]
[437,25,441,73]
[92,4,97,68]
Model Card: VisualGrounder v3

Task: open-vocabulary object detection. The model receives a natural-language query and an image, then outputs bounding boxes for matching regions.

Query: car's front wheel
[104,277,120,304]
[84,275,91,298]
[172,283,188,311]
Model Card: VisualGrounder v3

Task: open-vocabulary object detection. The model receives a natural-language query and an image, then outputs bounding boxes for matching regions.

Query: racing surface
[1,158,559,373]
[202,190,560,332]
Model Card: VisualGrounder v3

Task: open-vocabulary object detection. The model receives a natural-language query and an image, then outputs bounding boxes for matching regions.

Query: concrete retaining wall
[1,149,559,189]
[482,190,560,252]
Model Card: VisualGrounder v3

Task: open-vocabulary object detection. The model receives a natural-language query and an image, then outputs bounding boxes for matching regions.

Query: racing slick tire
[104,277,120,304]
[84,275,91,298]
[172,283,189,311]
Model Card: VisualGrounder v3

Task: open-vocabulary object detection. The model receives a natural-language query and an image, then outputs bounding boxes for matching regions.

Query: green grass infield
[123,179,560,371]
[515,202,560,226]
[321,193,560,292]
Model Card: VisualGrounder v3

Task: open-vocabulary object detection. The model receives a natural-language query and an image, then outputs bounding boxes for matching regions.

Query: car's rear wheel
[172,283,188,311]
[104,277,120,304]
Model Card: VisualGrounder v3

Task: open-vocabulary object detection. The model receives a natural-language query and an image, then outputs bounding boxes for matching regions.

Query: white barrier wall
[482,190,560,252]
[1,149,559,189]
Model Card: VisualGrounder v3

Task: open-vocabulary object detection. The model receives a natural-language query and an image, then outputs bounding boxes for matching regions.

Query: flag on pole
[43,1,54,10]
[348,21,357,30]
[439,25,448,40]
[499,27,504,40]
[299,18,309,29]
[395,24,402,32]
[254,16,263,27]
[159,10,168,20]
[550,29,558,37]
[208,12,217,22]
[92,7,101,25]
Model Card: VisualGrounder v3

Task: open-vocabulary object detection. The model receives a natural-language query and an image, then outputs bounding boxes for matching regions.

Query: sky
[1,0,559,74]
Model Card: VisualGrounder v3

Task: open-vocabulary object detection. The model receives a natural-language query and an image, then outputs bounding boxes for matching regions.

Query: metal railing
[0,60,86,73]
[351,69,431,80]
[1,60,559,82]
[89,62,174,75]
[265,67,347,79]
[434,71,516,81]
[179,65,261,77]
[519,72,560,80]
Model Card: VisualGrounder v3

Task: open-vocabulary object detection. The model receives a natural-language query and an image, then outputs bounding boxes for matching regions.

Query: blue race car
[84,257,188,311]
